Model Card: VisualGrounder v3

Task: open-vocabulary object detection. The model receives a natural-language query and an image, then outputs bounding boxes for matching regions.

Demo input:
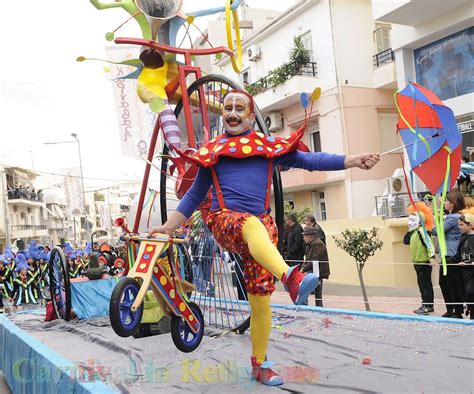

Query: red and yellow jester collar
[179,125,305,167]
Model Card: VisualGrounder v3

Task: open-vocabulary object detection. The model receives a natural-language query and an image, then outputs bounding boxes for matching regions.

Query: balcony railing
[7,190,44,202]
[374,192,434,218]
[247,61,318,96]
[11,225,47,231]
[373,48,395,68]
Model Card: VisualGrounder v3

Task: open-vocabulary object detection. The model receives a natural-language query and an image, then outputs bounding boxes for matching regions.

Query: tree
[284,201,312,224]
[333,228,383,311]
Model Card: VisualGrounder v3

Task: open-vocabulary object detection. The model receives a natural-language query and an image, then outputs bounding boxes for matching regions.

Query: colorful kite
[395,81,462,275]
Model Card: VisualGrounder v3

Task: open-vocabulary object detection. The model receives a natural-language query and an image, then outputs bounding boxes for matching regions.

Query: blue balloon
[299,92,309,109]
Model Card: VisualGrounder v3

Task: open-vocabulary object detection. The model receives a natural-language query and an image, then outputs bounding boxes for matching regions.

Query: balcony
[280,168,345,193]
[247,61,318,113]
[372,0,470,26]
[11,224,48,239]
[373,49,397,90]
[7,190,44,207]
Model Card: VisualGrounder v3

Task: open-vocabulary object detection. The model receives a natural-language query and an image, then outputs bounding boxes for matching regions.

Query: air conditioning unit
[264,112,284,132]
[388,176,407,194]
[247,45,261,61]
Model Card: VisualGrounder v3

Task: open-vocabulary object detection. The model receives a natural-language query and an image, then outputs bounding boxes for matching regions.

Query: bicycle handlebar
[123,234,187,244]
[114,37,234,58]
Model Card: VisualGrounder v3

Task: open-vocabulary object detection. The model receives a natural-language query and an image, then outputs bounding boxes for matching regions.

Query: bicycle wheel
[48,247,71,321]
[171,301,204,353]
[109,277,144,337]
[159,75,284,333]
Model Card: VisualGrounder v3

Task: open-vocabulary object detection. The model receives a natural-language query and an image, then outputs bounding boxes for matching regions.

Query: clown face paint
[222,93,255,136]
[408,214,420,231]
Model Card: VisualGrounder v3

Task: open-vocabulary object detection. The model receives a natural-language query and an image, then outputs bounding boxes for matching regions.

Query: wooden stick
[380,129,473,157]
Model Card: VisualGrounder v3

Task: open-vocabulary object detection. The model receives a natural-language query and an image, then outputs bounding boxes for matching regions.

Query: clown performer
[149,90,380,386]
[403,203,435,315]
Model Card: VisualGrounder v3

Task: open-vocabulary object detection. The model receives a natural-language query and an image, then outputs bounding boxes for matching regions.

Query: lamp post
[44,134,90,243]
[70,133,89,241]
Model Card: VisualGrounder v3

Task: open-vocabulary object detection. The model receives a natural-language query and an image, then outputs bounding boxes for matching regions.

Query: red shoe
[281,265,318,305]
[251,357,284,386]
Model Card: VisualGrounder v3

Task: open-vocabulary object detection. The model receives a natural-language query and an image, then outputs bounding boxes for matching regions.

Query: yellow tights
[242,216,292,364]
[241,216,289,279]
[248,293,271,364]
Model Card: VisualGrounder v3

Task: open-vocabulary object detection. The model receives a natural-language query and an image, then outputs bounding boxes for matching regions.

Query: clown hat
[114,257,125,268]
[15,253,29,272]
[4,245,15,259]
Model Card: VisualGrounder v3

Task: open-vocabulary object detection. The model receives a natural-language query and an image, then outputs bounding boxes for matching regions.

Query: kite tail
[433,146,453,276]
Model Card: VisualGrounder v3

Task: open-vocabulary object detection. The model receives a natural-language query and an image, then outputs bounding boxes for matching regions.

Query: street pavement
[271,281,450,317]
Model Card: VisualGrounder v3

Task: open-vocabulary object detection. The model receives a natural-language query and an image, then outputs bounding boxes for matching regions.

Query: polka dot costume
[207,209,278,296]
[177,125,306,168]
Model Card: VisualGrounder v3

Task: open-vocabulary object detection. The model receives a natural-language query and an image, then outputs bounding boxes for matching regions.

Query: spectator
[456,212,474,320]
[285,213,305,266]
[433,190,466,318]
[303,214,326,244]
[300,226,329,307]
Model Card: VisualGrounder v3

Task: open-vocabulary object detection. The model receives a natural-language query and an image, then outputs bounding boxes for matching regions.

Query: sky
[0,0,296,189]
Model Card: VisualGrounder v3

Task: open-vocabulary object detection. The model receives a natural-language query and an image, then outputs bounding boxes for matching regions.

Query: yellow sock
[248,293,271,364]
[242,216,289,279]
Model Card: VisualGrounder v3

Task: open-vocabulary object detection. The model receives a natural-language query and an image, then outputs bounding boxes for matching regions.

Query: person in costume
[403,202,435,315]
[67,253,81,279]
[455,211,474,319]
[10,254,39,308]
[0,256,8,313]
[433,190,466,318]
[112,257,126,277]
[149,90,380,386]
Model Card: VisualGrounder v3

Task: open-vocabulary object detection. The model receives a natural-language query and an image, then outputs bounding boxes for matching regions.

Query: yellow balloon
[187,15,195,24]
[311,87,321,101]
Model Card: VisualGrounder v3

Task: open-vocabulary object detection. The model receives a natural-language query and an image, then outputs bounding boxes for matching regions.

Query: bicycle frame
[124,234,201,334]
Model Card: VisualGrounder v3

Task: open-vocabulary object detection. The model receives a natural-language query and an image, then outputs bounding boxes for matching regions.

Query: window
[241,69,251,86]
[378,112,399,153]
[414,27,473,101]
[308,122,321,152]
[311,191,327,221]
[373,23,391,54]
[300,30,314,61]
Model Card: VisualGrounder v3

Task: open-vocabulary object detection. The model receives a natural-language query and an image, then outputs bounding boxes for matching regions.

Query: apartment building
[206,0,400,220]
[373,0,473,182]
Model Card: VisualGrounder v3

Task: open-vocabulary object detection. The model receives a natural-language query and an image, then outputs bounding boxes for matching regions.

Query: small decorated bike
[109,234,204,353]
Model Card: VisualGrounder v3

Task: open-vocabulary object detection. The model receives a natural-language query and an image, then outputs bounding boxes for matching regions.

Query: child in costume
[10,254,39,308]
[456,211,474,319]
[0,256,7,313]
[150,90,380,386]
[403,202,435,315]
[112,258,126,277]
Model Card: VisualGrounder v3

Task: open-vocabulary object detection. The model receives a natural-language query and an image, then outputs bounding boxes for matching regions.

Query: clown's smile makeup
[222,93,255,135]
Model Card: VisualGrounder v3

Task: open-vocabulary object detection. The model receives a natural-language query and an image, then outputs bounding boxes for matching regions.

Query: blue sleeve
[432,214,459,236]
[276,150,346,171]
[176,167,213,219]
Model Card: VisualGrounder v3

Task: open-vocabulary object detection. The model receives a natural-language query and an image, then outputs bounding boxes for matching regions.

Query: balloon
[105,31,115,41]
[311,87,321,101]
[299,92,309,109]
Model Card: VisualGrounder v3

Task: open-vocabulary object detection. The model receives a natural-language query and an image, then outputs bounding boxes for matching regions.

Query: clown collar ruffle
[178,125,305,167]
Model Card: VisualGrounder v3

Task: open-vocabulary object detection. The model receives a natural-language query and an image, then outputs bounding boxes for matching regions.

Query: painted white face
[222,93,255,136]
[408,214,420,231]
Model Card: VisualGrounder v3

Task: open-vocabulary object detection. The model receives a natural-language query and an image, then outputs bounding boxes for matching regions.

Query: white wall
[331,0,377,88]
[351,179,387,218]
